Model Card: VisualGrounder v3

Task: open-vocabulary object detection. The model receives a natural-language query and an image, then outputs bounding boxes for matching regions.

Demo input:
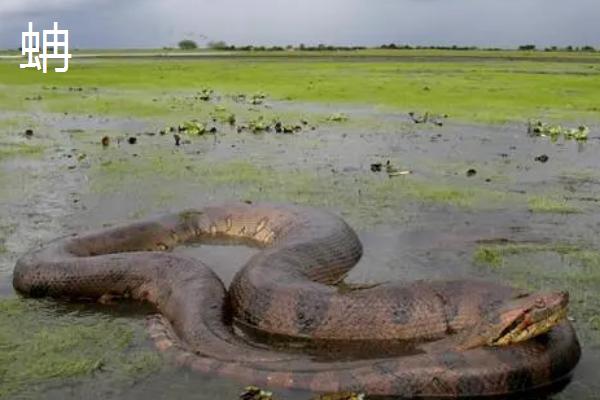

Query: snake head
[486,290,569,346]
[455,290,569,350]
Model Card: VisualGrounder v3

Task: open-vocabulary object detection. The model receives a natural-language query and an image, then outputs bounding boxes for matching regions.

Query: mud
[1,95,600,399]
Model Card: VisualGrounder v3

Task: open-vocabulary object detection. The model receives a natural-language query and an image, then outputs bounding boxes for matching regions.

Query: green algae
[0,142,44,160]
[527,196,581,214]
[0,298,162,398]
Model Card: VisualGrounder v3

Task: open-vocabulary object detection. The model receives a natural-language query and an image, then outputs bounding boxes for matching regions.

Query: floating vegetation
[211,106,236,125]
[232,93,247,102]
[195,88,213,101]
[247,116,270,133]
[273,119,302,133]
[528,121,589,142]
[250,92,267,105]
[327,112,349,122]
[237,116,306,134]
[178,120,206,135]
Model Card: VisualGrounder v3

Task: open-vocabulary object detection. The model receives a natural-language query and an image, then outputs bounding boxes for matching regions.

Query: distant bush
[518,44,536,51]
[178,40,197,50]
[207,41,229,50]
[379,43,482,51]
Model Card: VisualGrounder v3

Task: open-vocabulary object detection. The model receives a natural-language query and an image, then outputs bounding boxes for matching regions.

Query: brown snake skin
[13,203,581,398]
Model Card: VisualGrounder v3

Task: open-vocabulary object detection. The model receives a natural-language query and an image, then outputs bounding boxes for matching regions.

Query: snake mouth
[492,304,568,346]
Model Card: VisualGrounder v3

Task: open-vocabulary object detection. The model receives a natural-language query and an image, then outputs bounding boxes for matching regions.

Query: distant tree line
[175,39,597,53]
[518,44,596,52]
[206,41,367,51]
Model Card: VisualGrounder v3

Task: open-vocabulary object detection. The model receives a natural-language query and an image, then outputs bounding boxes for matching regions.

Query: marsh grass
[527,196,581,214]
[0,298,162,398]
[2,53,600,123]
[89,149,518,228]
[0,142,44,160]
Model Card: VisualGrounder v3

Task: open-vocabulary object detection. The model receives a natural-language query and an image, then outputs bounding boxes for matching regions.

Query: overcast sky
[0,0,598,49]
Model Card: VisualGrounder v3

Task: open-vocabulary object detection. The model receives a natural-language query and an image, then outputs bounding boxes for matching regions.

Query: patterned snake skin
[13,203,581,397]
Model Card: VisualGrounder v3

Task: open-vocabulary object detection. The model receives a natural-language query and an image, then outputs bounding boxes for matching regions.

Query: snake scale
[13,203,581,397]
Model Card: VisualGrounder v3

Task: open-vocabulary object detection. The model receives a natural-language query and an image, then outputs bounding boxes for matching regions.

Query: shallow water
[1,98,600,399]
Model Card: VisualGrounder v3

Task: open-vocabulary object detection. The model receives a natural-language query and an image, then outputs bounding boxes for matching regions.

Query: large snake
[13,203,580,397]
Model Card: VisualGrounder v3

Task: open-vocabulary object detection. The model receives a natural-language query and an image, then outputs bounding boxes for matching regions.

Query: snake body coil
[13,203,581,397]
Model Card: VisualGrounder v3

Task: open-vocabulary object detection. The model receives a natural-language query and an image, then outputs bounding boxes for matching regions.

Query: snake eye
[535,298,546,309]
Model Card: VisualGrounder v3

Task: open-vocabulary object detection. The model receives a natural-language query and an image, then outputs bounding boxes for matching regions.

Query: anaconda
[13,203,581,397]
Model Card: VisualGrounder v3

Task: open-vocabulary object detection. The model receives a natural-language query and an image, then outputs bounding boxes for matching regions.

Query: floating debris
[370,163,383,172]
[387,169,412,177]
[371,160,411,177]
[408,111,447,126]
[385,160,411,177]
[101,136,110,147]
[466,168,477,177]
[127,137,137,145]
[284,124,302,133]
[24,129,34,138]
[534,154,549,163]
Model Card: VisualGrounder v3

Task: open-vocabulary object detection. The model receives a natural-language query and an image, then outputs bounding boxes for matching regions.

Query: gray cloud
[1,0,598,49]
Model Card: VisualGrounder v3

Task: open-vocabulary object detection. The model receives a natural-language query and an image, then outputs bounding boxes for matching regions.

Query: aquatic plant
[327,112,348,122]
[528,120,589,142]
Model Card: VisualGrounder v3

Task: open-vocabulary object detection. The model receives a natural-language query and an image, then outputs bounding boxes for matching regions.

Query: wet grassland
[1,50,600,399]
